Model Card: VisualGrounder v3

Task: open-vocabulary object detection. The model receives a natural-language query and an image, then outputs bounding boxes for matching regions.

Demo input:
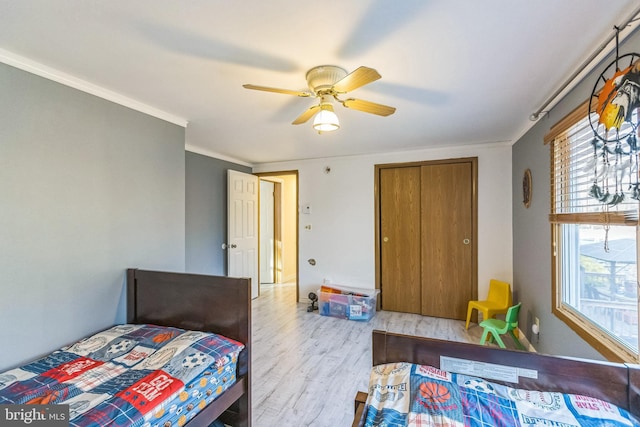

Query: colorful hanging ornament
[588,27,640,206]
[596,60,640,131]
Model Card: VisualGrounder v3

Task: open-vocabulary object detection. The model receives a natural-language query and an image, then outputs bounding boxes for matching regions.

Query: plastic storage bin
[318,286,379,321]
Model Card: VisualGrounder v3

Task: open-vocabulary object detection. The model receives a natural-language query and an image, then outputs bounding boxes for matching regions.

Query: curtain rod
[529,5,640,121]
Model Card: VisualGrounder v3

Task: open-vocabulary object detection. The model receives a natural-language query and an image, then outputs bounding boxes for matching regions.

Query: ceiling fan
[243,65,396,132]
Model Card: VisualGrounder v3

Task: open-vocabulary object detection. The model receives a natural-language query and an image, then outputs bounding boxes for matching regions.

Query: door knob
[463,239,470,245]
[230,243,237,248]
[383,237,389,242]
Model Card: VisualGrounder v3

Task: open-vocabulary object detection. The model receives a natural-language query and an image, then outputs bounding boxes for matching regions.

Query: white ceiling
[1,1,639,165]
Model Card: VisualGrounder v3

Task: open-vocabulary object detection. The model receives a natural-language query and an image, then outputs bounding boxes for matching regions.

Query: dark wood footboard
[356,330,639,420]
[630,363,640,417]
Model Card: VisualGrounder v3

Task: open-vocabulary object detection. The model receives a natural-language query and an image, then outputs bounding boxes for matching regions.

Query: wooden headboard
[127,269,250,343]
[372,330,640,418]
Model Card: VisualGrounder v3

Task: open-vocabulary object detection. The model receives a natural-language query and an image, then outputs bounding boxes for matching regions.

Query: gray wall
[0,63,186,370]
[512,28,640,359]
[185,151,251,275]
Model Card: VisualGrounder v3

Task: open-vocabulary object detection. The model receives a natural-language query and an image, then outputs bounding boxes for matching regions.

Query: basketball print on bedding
[410,377,464,421]
[419,382,451,403]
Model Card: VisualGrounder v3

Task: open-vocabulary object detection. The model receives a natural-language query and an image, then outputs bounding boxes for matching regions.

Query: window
[546,100,639,362]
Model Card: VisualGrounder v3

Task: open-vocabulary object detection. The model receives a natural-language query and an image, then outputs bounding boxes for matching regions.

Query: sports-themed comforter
[363,362,640,427]
[0,324,244,427]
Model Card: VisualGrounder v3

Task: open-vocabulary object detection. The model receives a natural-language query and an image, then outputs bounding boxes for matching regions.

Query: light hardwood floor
[251,283,526,426]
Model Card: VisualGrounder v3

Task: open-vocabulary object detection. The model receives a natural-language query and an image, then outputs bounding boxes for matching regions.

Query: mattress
[0,324,244,427]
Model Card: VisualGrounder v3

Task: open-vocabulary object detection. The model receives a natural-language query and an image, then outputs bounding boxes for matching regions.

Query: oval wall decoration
[523,168,532,208]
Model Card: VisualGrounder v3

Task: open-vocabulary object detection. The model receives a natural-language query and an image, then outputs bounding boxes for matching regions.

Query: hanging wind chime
[587,27,640,207]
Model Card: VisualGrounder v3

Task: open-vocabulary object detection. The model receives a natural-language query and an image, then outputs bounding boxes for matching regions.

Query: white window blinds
[546,100,639,226]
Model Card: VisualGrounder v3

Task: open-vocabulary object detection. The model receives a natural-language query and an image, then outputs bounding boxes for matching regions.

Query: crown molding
[0,48,188,127]
[185,144,254,168]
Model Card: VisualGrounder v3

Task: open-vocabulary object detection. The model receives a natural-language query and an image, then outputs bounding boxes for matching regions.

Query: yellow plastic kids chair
[465,279,512,329]
[479,302,525,350]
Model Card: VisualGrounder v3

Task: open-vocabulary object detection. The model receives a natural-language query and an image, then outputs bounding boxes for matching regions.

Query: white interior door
[228,170,259,299]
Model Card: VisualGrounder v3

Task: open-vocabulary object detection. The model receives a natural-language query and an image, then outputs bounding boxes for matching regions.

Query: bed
[0,268,251,427]
[352,330,640,426]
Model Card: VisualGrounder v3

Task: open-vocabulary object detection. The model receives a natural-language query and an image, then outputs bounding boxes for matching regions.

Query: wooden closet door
[380,167,422,314]
[421,162,474,319]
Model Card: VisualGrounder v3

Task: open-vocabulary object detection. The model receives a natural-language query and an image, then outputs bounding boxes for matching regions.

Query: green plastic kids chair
[479,302,525,350]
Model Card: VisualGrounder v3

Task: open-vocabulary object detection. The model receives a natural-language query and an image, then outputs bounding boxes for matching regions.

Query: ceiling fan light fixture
[243,64,395,131]
[313,104,340,133]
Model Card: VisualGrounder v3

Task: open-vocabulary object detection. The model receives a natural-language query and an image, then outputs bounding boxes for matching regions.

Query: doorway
[257,171,299,302]
[260,180,276,284]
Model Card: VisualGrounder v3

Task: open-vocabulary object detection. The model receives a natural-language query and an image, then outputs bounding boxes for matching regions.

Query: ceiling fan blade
[243,84,312,97]
[292,105,321,124]
[343,98,396,116]
[332,66,381,93]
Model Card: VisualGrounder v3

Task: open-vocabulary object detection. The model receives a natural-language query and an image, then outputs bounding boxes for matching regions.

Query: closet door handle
[463,239,470,245]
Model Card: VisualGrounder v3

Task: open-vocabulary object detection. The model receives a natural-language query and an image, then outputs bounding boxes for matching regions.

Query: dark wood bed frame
[127,268,251,427]
[352,330,640,426]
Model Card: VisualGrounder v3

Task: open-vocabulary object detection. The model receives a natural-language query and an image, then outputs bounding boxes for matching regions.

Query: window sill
[553,304,639,363]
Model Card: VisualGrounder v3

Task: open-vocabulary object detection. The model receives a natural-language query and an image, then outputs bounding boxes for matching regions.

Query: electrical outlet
[532,317,540,341]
